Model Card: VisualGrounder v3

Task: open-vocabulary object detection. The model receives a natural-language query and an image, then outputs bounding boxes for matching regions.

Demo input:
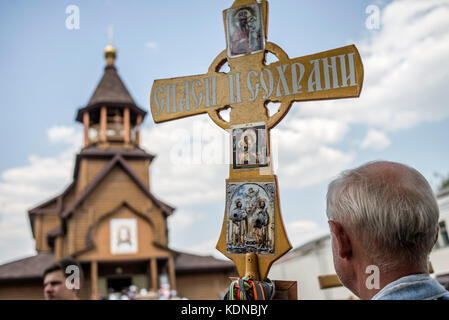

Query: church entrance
[107,276,132,293]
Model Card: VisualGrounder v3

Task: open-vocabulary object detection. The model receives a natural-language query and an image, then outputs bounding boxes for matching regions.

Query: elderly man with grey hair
[326,161,449,300]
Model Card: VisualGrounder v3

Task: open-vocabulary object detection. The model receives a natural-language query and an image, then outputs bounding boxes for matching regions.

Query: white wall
[268,238,353,300]
[430,191,449,275]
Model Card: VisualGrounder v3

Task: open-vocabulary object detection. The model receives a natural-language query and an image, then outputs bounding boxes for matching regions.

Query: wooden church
[0,44,235,300]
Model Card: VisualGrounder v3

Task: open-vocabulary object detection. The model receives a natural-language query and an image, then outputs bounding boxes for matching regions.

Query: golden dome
[104,44,117,58]
[104,44,117,66]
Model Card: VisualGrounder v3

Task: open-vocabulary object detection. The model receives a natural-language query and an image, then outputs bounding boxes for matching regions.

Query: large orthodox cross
[150,0,363,282]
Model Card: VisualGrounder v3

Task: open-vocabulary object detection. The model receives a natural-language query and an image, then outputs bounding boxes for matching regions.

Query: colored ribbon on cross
[224,277,275,300]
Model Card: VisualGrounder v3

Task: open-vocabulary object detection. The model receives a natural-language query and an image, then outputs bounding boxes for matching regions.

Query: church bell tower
[76,43,146,149]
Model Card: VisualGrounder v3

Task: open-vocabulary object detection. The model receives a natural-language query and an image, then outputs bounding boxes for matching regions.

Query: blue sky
[1,0,449,264]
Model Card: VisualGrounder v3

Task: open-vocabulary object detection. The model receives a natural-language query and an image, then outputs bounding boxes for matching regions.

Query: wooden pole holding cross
[150,0,364,284]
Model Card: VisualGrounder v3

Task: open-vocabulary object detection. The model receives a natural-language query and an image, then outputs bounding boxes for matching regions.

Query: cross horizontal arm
[277,44,364,103]
[150,44,363,124]
[150,72,230,123]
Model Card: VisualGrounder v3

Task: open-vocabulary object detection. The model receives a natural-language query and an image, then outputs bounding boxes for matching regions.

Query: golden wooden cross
[150,0,363,282]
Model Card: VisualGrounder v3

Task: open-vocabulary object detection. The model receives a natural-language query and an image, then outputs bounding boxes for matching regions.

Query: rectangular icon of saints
[232,123,268,170]
[226,182,275,255]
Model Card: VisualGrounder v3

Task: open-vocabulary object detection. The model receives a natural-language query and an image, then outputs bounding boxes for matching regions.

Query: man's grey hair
[326,161,439,269]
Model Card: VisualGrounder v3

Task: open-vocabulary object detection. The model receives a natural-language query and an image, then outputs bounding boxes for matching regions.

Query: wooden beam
[54,237,62,260]
[124,107,130,144]
[318,274,342,290]
[136,114,142,146]
[100,106,107,142]
[273,280,297,300]
[168,256,176,291]
[150,258,158,292]
[34,217,42,251]
[91,261,98,300]
[83,112,90,147]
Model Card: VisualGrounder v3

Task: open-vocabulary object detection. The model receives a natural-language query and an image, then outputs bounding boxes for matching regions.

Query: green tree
[436,172,449,192]
[440,177,449,191]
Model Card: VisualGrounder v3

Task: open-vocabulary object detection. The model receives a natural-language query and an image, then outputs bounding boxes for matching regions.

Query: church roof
[78,145,155,160]
[174,252,235,273]
[89,65,135,106]
[0,252,56,282]
[75,65,146,122]
[29,182,74,216]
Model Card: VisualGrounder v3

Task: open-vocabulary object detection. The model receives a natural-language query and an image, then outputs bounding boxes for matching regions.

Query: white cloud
[2,155,72,192]
[272,117,354,188]
[298,0,449,131]
[276,117,349,153]
[168,209,205,233]
[361,129,391,150]
[142,116,229,206]
[181,237,229,261]
[276,146,354,188]
[145,41,158,49]
[0,126,79,264]
[47,126,82,146]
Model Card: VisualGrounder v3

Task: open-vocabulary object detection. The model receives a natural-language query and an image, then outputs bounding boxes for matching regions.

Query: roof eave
[75,102,147,123]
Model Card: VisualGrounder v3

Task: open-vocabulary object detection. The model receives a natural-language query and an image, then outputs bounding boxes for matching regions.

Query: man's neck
[357,265,428,300]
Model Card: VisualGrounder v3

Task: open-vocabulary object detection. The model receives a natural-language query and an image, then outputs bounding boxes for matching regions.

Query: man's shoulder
[374,274,449,300]
[436,293,449,300]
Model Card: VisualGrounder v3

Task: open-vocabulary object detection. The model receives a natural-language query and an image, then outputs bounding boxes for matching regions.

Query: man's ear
[328,220,352,259]
[434,225,440,246]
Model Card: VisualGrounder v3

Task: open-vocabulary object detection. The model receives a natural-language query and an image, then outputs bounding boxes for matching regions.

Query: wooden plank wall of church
[78,278,91,300]
[58,187,78,252]
[77,159,150,195]
[125,159,151,188]
[176,271,236,300]
[0,281,45,300]
[77,159,109,193]
[0,279,90,300]
[33,200,59,251]
[35,214,60,251]
[68,166,167,255]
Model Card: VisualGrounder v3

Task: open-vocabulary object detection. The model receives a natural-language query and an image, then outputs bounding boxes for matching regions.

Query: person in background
[43,258,83,300]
